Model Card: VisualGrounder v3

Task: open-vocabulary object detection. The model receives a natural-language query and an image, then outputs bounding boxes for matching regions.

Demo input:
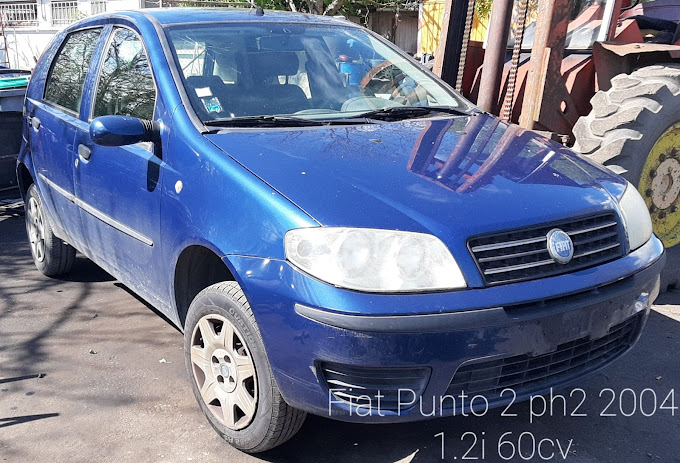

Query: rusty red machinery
[434,0,680,290]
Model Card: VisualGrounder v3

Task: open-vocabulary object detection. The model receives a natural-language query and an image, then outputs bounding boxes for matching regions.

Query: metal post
[454,0,477,92]
[0,8,10,68]
[596,0,617,42]
[12,26,17,69]
[501,0,529,121]
[518,0,570,131]
[477,0,514,113]
[433,0,470,87]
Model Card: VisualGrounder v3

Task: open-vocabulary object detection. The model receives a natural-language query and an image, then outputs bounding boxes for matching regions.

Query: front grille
[321,363,430,412]
[469,213,623,285]
[447,315,640,403]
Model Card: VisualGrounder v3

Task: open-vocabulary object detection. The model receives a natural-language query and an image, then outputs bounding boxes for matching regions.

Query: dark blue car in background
[18,8,665,453]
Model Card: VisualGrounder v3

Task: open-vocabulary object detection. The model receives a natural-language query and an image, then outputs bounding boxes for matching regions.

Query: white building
[0,0,143,69]
[0,0,420,70]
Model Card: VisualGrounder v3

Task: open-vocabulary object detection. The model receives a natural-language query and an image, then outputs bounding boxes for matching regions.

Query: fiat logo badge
[547,228,574,264]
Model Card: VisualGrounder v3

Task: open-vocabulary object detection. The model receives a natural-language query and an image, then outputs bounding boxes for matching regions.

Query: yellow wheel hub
[638,123,680,248]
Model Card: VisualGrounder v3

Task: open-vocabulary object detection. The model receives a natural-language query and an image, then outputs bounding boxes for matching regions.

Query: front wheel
[184,282,306,453]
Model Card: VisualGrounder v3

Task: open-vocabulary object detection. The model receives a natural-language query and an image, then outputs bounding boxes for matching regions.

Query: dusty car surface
[18,8,665,453]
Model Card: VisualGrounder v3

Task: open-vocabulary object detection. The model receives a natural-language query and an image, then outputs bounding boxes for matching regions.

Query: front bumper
[227,236,665,423]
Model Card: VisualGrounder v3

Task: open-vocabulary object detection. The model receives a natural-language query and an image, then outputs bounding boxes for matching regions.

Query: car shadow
[57,256,116,283]
[0,211,114,283]
[113,282,182,333]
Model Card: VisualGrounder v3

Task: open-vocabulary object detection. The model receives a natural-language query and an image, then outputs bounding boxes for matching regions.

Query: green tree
[475,0,493,21]
[253,0,418,18]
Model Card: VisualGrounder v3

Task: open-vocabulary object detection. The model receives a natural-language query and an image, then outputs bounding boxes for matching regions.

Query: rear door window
[44,28,103,113]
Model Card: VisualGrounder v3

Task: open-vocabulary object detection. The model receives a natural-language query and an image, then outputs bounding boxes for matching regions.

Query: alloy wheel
[27,196,46,262]
[190,314,258,430]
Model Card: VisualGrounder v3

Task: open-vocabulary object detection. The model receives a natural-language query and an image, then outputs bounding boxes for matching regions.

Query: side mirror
[90,115,156,147]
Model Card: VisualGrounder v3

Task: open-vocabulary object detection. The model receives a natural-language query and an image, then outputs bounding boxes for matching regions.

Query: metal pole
[518,0,570,131]
[0,8,9,68]
[501,0,529,121]
[477,0,514,113]
[454,0,476,92]
[433,0,469,87]
[12,26,17,69]
[596,0,617,42]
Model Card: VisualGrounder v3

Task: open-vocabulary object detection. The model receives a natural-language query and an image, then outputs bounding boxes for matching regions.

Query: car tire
[25,184,76,276]
[184,281,306,453]
[573,64,680,291]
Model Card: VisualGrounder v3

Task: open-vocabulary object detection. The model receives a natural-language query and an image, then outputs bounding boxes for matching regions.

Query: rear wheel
[184,282,306,453]
[573,64,680,290]
[25,184,76,276]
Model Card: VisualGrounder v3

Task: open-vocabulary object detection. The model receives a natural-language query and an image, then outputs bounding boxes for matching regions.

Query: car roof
[101,7,351,27]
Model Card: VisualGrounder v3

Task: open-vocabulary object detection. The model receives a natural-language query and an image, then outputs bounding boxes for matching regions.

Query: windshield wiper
[345,105,480,121]
[204,115,328,127]
[203,107,474,128]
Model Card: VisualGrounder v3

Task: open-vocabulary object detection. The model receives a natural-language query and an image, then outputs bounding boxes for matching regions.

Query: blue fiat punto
[18,8,664,453]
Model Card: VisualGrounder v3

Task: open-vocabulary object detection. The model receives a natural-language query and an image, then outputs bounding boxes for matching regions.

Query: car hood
[206,113,627,282]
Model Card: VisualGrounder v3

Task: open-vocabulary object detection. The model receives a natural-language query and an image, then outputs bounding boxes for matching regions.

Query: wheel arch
[16,161,35,200]
[593,42,680,93]
[173,243,240,329]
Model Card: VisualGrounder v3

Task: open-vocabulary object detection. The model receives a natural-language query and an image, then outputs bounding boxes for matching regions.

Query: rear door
[72,26,164,305]
[27,27,104,250]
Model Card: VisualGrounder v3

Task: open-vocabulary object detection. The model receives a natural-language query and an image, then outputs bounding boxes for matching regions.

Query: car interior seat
[246,51,310,115]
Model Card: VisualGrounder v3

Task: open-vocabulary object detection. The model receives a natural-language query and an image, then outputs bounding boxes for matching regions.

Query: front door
[73,26,164,306]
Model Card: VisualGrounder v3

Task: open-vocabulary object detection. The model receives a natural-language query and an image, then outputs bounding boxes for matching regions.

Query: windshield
[166,22,468,124]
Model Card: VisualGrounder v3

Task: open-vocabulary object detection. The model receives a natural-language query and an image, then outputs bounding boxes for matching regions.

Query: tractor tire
[573,64,680,291]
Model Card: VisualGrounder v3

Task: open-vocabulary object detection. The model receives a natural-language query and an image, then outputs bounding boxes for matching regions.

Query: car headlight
[618,182,653,251]
[284,227,466,292]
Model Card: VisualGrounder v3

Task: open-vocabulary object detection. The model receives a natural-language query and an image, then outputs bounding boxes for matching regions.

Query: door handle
[78,144,92,161]
[31,116,41,130]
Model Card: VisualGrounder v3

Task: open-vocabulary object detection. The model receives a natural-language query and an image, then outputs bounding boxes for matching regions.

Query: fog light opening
[633,292,650,314]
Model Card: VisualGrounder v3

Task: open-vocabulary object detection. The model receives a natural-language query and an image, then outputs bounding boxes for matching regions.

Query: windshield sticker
[195,86,212,98]
[202,97,222,113]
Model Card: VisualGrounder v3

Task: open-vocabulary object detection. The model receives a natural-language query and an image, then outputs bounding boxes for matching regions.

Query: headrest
[249,51,300,80]
[185,75,225,90]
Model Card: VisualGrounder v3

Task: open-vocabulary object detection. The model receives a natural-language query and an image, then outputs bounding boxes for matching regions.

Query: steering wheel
[341,96,402,112]
[359,60,410,100]
[359,60,395,88]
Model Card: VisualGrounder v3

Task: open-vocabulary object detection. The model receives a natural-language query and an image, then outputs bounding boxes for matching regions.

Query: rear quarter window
[44,28,103,113]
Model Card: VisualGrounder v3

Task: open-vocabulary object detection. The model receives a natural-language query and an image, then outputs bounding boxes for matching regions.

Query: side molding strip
[294,303,506,333]
[38,173,154,247]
